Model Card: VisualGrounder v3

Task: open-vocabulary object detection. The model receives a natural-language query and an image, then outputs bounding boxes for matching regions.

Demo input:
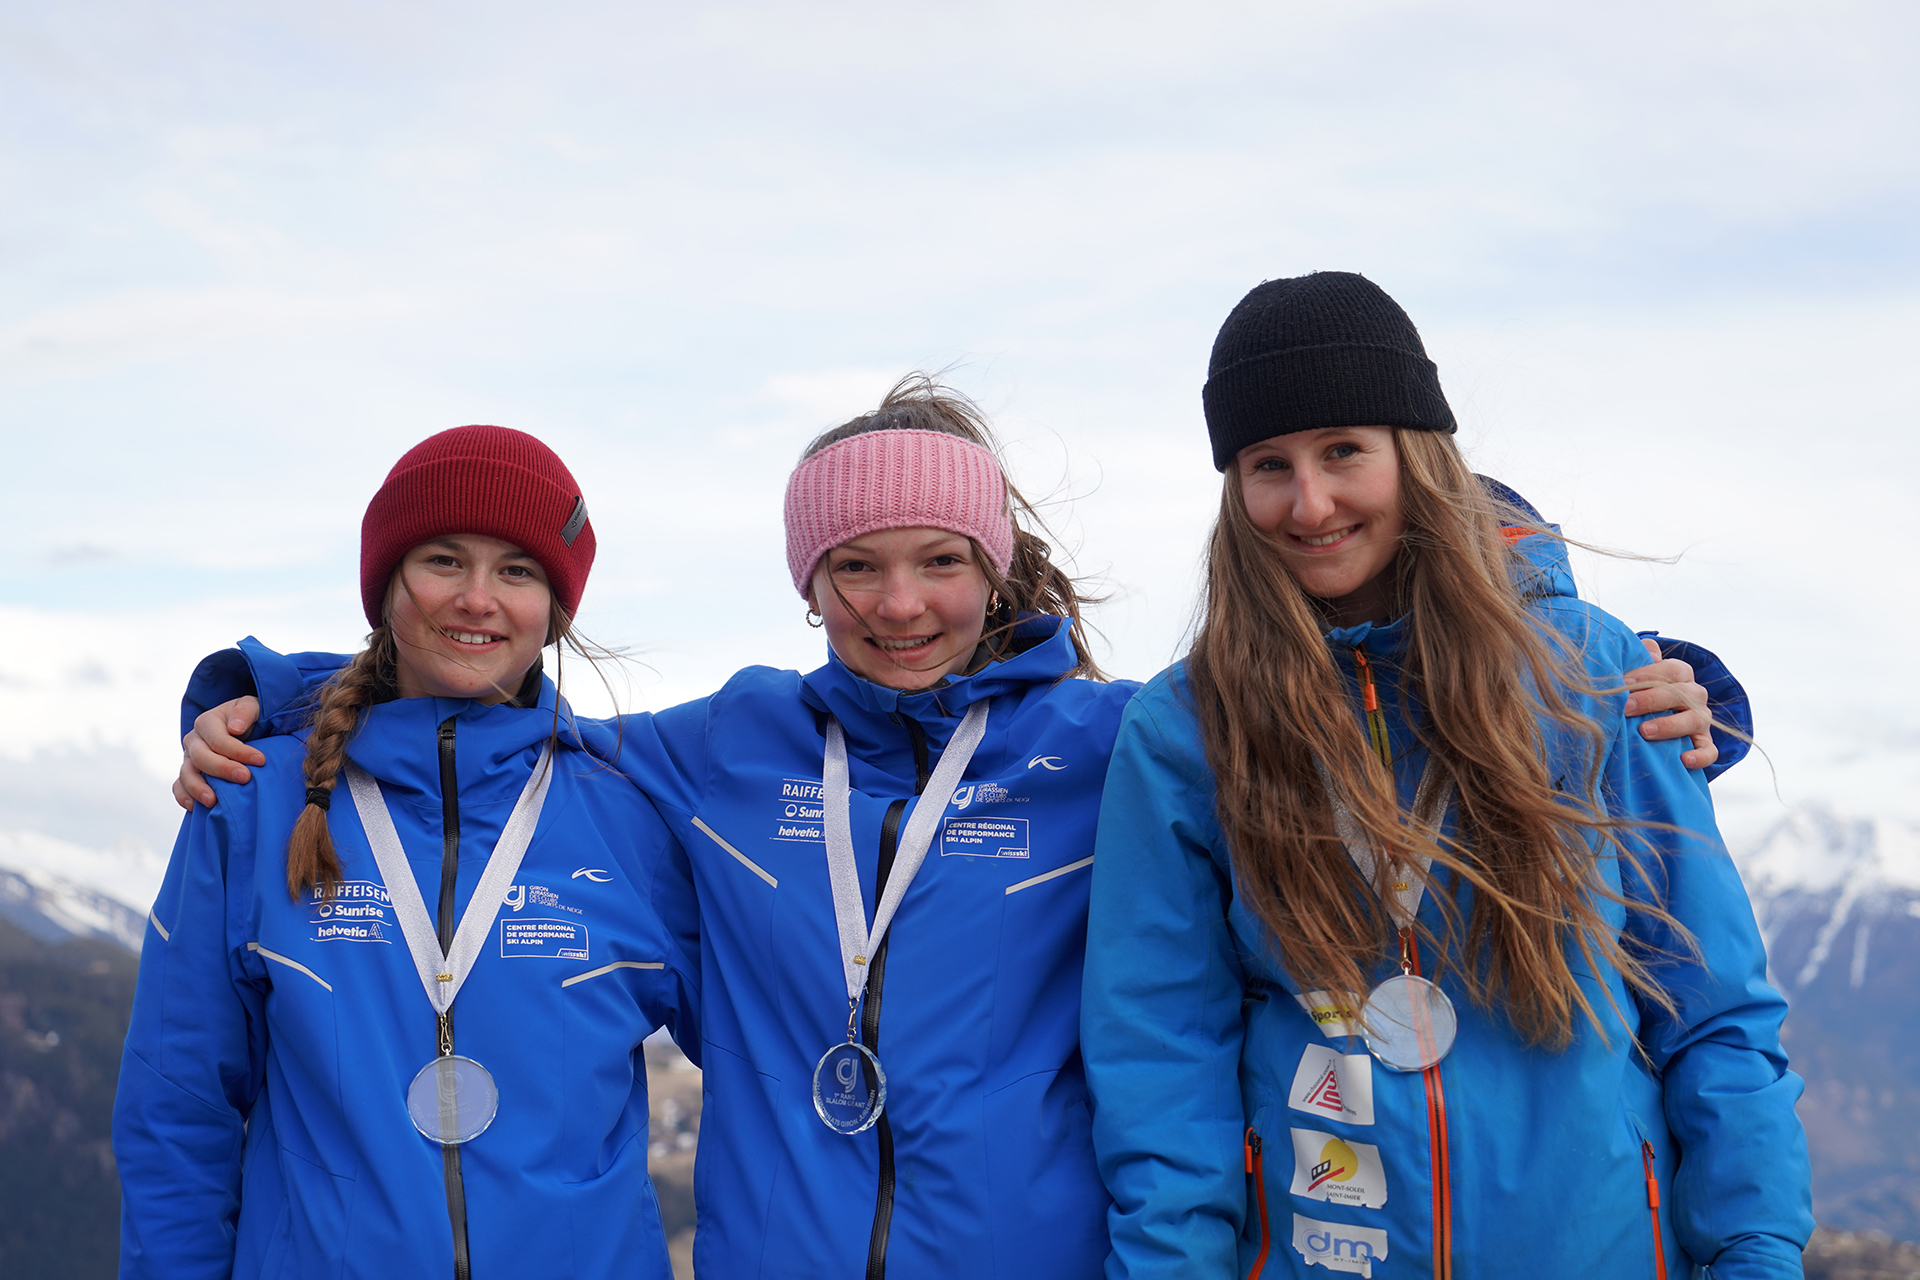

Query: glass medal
[1359,974,1458,1072]
[406,1054,500,1145]
[812,1040,887,1135]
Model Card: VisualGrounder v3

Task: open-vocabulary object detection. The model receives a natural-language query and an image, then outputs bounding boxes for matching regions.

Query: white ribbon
[343,744,554,1015]
[822,702,989,1006]
[1322,758,1453,927]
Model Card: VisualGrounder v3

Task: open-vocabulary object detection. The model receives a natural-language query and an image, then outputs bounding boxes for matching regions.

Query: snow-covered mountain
[1731,807,1920,1240]
[0,828,164,953]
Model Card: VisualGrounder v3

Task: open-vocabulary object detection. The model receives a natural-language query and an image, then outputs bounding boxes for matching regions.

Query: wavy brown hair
[1187,428,1686,1048]
[284,588,610,902]
[801,373,1106,680]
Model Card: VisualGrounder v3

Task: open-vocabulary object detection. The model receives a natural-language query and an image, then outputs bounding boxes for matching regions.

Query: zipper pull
[1641,1140,1660,1207]
[1244,1127,1261,1173]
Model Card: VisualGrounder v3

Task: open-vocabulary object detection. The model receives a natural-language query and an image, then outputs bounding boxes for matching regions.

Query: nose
[872,566,927,622]
[1290,467,1336,529]
[450,572,500,617]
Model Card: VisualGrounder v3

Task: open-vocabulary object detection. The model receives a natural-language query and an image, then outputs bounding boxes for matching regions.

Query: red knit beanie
[359,425,596,628]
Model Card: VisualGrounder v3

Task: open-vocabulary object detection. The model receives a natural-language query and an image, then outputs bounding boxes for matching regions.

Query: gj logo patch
[1287,1044,1374,1125]
[1288,1128,1388,1208]
[1292,1214,1388,1277]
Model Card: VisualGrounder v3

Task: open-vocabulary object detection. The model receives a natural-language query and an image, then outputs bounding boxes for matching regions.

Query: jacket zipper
[436,717,473,1280]
[1405,930,1452,1280]
[1354,648,1452,1280]
[1243,1128,1271,1280]
[862,716,932,1280]
[1641,1141,1668,1280]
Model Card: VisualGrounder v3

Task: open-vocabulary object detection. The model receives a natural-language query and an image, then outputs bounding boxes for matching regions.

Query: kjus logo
[572,868,611,882]
[1291,1213,1389,1277]
[1027,755,1066,771]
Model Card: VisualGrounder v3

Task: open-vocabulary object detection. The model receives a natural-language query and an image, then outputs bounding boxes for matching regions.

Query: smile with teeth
[1295,524,1360,548]
[869,635,939,656]
[447,630,504,646]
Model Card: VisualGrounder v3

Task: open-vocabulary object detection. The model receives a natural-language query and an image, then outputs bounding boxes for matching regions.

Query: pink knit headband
[784,428,1015,597]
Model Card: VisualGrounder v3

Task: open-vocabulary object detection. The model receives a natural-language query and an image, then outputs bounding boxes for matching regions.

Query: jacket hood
[799,612,1078,735]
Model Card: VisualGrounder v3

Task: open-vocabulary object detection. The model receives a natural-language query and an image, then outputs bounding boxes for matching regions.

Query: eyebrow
[423,536,533,559]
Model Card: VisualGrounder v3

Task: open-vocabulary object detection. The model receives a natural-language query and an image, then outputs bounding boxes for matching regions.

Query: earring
[805,608,824,628]
[988,592,1002,613]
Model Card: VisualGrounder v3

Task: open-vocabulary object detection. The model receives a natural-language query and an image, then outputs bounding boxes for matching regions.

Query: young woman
[1081,274,1811,1280]
[114,426,697,1280]
[167,380,1728,1279]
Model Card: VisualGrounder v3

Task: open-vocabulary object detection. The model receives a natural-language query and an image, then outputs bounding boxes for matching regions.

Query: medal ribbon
[822,701,989,1008]
[344,743,555,1016]
[1320,757,1452,927]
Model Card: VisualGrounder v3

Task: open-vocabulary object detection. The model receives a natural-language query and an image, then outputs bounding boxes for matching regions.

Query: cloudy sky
[3,0,1916,872]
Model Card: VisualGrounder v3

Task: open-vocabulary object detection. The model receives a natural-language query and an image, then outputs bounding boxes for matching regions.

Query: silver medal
[814,702,989,1135]
[1359,973,1459,1072]
[811,1040,887,1135]
[406,1054,501,1144]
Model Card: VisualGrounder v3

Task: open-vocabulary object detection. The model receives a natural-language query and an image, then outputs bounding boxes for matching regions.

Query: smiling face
[808,527,992,691]
[1236,426,1408,627]
[386,534,553,704]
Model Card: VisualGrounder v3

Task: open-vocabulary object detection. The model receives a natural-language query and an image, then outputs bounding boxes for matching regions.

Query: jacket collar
[339,675,568,816]
[1324,527,1578,656]
[799,614,1076,738]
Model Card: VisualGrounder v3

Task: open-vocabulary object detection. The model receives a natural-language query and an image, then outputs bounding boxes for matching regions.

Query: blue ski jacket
[1080,537,1811,1280]
[180,620,1141,1280]
[114,679,699,1280]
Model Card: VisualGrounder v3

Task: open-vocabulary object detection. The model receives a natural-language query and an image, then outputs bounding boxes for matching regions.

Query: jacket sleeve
[1083,687,1251,1280]
[1639,631,1753,783]
[1596,628,1812,1280]
[631,794,704,1069]
[181,636,353,739]
[112,784,269,1279]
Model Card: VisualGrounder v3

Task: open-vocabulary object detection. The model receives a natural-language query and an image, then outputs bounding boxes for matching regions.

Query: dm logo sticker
[1288,1128,1388,1208]
[1292,1213,1389,1277]
[1287,1044,1374,1125]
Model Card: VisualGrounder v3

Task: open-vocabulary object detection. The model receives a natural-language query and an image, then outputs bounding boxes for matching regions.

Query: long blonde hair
[1186,429,1684,1048]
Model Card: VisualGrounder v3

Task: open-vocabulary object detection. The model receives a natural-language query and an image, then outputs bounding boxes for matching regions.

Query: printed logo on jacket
[1287,1128,1387,1208]
[1288,1045,1374,1125]
[308,881,393,943]
[1291,1213,1389,1277]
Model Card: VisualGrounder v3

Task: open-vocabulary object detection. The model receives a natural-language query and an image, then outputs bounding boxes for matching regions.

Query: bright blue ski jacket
[114,679,699,1280]
[1081,537,1811,1280]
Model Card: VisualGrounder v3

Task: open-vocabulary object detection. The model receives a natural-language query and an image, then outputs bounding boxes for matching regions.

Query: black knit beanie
[1202,272,1456,471]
